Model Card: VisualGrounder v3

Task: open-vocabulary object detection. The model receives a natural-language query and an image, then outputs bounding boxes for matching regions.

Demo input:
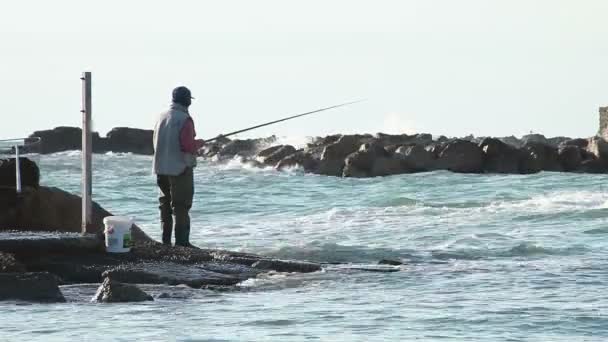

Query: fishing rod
[204,100,364,143]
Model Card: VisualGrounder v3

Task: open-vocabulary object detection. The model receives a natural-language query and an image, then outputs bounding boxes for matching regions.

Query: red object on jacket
[180,117,204,153]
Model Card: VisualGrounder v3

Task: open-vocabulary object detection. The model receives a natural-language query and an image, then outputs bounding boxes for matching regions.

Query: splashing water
[4,152,608,341]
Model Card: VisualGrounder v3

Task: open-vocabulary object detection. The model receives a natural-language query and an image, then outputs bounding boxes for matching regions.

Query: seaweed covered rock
[92,277,153,303]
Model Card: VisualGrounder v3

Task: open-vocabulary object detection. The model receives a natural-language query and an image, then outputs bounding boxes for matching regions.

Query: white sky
[0,0,606,140]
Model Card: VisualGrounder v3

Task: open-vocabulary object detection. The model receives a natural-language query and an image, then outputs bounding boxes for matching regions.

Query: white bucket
[103,216,133,253]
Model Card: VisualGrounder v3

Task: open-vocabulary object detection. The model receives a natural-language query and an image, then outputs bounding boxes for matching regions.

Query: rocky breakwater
[0,158,321,303]
[200,132,608,177]
[201,133,608,177]
[20,126,154,155]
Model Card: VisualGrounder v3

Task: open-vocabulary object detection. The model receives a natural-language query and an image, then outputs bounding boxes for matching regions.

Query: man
[153,86,204,247]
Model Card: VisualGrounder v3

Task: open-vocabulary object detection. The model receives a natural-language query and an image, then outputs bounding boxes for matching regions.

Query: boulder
[105,127,154,155]
[216,137,276,159]
[370,157,409,177]
[257,145,297,166]
[559,138,589,149]
[275,151,319,172]
[0,272,65,302]
[92,277,153,303]
[499,136,523,148]
[523,142,562,172]
[0,186,152,242]
[343,141,401,177]
[24,126,82,154]
[521,134,548,146]
[587,136,608,160]
[479,138,524,174]
[578,159,608,174]
[436,140,484,173]
[558,145,584,171]
[318,135,369,176]
[0,252,25,273]
[394,145,436,171]
[0,158,39,188]
[547,136,572,147]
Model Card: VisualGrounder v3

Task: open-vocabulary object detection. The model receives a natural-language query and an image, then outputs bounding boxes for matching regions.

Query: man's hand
[195,139,205,149]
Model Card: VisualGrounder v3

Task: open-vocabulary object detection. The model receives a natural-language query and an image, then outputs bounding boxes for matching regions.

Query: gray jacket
[152,103,197,176]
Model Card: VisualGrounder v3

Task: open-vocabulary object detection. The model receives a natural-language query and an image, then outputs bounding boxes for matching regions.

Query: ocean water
[3,151,608,341]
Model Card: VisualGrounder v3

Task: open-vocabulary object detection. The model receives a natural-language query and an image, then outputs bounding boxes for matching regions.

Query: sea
[2,148,608,341]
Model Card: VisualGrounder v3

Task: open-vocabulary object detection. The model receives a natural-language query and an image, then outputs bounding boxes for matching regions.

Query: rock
[257,145,297,166]
[499,136,523,148]
[275,151,319,172]
[0,186,151,242]
[587,136,608,160]
[0,158,39,188]
[105,127,153,155]
[343,142,392,177]
[318,135,369,176]
[394,145,436,171]
[436,140,484,173]
[578,159,608,174]
[251,259,321,273]
[24,126,82,154]
[517,151,542,174]
[479,138,528,174]
[523,142,562,172]
[102,262,255,287]
[0,272,65,302]
[256,145,284,159]
[0,252,25,273]
[558,145,584,171]
[559,138,589,149]
[547,136,572,147]
[92,277,153,303]
[378,259,403,266]
[374,133,434,147]
[522,134,548,146]
[370,157,408,177]
[217,137,276,159]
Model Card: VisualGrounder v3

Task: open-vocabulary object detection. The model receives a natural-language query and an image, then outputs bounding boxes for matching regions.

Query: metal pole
[81,72,92,235]
[14,145,21,194]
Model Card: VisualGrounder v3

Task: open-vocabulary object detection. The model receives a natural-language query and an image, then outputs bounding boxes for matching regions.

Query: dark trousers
[157,167,194,245]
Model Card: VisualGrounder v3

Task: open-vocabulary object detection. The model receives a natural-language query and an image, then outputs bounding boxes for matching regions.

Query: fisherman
[153,86,204,247]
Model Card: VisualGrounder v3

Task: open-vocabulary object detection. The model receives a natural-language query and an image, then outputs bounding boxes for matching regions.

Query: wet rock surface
[0,230,322,298]
[103,262,257,287]
[0,272,66,302]
[93,277,153,303]
[0,252,25,273]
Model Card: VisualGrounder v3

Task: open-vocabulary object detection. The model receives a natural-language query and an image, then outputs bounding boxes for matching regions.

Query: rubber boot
[161,220,172,245]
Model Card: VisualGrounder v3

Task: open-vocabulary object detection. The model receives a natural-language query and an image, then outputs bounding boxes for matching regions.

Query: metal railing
[0,137,41,193]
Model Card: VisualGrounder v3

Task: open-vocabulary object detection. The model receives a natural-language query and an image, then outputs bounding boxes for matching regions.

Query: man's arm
[180,118,204,153]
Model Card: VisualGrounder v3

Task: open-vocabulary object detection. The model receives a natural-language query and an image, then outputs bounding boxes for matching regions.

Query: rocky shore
[0,160,320,303]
